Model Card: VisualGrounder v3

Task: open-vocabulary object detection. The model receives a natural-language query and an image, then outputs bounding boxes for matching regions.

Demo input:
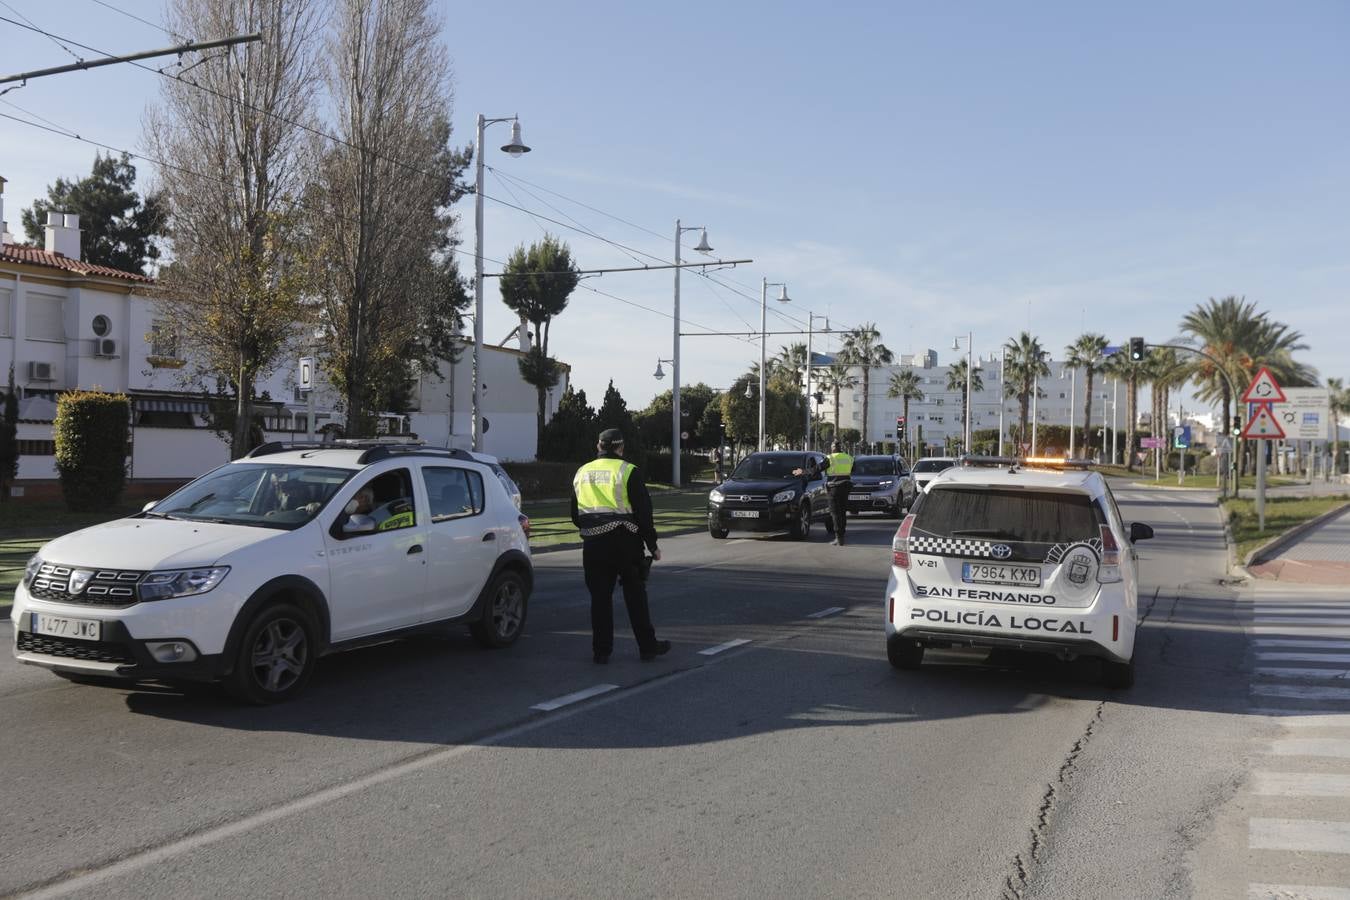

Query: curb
[1244,501,1350,570]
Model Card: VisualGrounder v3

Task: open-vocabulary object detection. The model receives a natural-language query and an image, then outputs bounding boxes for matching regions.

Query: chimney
[44,211,81,259]
[518,314,532,352]
[0,175,10,246]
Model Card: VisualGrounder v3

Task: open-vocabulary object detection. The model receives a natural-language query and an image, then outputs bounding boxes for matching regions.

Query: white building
[821,349,1128,455]
[0,184,563,495]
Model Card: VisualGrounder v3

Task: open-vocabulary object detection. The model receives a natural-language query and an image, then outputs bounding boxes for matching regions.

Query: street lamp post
[1112,378,1119,465]
[1062,365,1077,458]
[759,278,790,451]
[805,312,828,450]
[997,348,1006,457]
[471,114,530,453]
[1031,352,1048,455]
[952,332,973,455]
[672,221,712,486]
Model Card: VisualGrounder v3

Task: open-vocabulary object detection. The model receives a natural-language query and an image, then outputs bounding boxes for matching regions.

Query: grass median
[525,490,709,550]
[1223,494,1350,562]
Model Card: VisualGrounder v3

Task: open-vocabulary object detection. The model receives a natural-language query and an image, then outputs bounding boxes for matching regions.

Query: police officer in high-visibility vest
[824,440,854,546]
[571,428,671,664]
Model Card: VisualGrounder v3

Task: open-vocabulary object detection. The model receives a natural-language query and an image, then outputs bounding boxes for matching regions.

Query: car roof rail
[245,441,332,458]
[244,439,477,465]
[355,445,476,465]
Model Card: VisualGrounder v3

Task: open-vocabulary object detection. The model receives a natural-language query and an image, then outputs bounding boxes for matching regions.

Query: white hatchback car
[11,442,533,703]
[884,457,1152,688]
[909,456,957,494]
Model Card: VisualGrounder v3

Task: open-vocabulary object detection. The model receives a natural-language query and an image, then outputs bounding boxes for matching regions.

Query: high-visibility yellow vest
[573,457,635,515]
[827,452,854,477]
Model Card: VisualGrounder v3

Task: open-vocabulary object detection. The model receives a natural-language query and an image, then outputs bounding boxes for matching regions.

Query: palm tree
[840,323,893,447]
[945,358,985,451]
[818,361,859,437]
[1328,377,1348,474]
[1064,333,1109,457]
[1103,350,1151,470]
[1144,348,1188,471]
[775,342,808,392]
[887,368,924,456]
[1003,332,1049,449]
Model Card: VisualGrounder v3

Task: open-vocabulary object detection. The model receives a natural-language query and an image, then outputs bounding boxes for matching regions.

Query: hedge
[54,391,131,511]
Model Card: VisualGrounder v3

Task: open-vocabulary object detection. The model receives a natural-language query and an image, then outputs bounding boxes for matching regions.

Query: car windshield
[913,459,955,474]
[852,458,896,476]
[730,454,807,481]
[913,487,1103,545]
[148,464,354,530]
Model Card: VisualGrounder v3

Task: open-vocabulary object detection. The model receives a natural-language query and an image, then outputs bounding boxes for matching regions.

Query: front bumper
[883,572,1136,664]
[708,503,795,533]
[10,582,242,682]
[844,487,900,513]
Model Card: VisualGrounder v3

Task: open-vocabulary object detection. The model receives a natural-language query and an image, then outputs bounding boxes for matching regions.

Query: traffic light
[1129,337,1146,361]
[896,415,905,431]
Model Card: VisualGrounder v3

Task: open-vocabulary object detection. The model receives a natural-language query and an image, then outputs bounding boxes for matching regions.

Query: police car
[10,442,533,703]
[884,457,1153,688]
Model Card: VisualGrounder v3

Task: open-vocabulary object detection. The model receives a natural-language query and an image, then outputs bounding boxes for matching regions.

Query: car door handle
[407,544,423,555]
[482,532,496,542]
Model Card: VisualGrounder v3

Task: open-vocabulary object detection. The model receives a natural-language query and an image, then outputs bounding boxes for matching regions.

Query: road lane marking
[1252,684,1350,702]
[1249,711,1350,728]
[1254,667,1350,681]
[1252,627,1350,638]
[1254,617,1350,627]
[806,607,846,619]
[1249,884,1350,900]
[698,638,751,656]
[1255,640,1350,651]
[1257,652,1350,663]
[1249,818,1350,854]
[1253,772,1350,797]
[530,683,619,712]
[1266,739,1350,759]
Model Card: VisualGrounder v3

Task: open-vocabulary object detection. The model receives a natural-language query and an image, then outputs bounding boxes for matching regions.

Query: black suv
[708,451,833,540]
[844,455,915,517]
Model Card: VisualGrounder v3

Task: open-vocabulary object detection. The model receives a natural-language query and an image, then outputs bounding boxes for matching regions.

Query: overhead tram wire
[89,0,187,41]
[0,0,84,62]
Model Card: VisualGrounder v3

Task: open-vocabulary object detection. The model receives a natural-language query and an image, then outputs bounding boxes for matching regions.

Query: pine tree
[538,386,595,462]
[595,381,645,467]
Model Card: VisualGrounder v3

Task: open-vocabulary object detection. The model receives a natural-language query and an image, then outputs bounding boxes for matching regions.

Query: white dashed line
[1253,772,1350,797]
[1266,738,1350,759]
[1249,818,1350,854]
[1255,640,1350,650]
[806,606,846,619]
[1252,684,1350,702]
[1254,617,1350,627]
[698,638,752,656]
[1254,667,1350,681]
[530,683,619,712]
[1249,884,1350,900]
[1257,652,1350,664]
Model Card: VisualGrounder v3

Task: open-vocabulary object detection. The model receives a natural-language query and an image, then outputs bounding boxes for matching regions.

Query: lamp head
[951,337,961,351]
[777,284,790,303]
[501,119,530,157]
[693,229,712,253]
[653,361,665,380]
[745,383,754,399]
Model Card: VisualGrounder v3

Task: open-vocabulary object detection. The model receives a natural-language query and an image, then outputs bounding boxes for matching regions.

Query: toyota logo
[991,544,1012,560]
[738,495,752,502]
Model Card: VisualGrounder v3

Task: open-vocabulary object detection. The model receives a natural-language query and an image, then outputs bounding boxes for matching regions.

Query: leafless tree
[308,0,468,435]
[146,0,321,457]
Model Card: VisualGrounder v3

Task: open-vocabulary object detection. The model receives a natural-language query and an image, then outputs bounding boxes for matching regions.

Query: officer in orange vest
[571,428,671,664]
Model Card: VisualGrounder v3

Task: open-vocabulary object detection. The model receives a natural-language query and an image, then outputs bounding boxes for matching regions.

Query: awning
[134,398,210,414]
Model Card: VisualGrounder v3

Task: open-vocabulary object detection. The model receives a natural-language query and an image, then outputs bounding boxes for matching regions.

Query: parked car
[883,457,1153,687]
[845,455,915,516]
[707,451,834,540]
[910,456,957,493]
[11,442,533,704]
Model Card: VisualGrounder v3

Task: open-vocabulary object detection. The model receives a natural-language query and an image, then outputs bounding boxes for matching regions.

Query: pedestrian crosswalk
[1246,591,1350,896]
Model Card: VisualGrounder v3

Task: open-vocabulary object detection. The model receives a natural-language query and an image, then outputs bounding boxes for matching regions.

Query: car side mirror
[1129,522,1154,543]
[343,513,378,535]
[142,500,158,512]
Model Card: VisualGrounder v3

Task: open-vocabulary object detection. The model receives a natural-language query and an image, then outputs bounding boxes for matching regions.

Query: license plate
[31,613,101,641]
[849,494,869,501]
[730,510,759,519]
[962,562,1041,587]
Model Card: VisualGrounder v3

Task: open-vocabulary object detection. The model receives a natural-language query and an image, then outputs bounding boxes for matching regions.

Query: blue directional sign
[1172,425,1192,449]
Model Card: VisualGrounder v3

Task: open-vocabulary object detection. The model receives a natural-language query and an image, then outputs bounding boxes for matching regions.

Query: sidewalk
[1249,505,1350,585]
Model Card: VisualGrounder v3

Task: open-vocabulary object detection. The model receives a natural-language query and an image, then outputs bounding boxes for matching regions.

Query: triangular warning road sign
[1241,403,1286,439]
[1241,366,1287,404]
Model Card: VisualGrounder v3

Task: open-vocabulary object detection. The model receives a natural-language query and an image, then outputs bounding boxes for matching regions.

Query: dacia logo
[68,569,94,594]
[991,544,1012,560]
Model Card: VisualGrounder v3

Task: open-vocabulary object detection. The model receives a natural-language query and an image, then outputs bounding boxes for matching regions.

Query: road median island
[1223,494,1350,569]
[526,488,710,553]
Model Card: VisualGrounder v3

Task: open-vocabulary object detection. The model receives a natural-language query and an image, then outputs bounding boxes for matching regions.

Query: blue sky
[1,0,1346,415]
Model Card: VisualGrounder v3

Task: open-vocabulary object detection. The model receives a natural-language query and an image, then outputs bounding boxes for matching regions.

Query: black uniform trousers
[828,477,851,542]
[582,529,657,655]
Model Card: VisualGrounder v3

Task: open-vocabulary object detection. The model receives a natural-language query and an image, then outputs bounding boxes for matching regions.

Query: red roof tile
[0,243,153,283]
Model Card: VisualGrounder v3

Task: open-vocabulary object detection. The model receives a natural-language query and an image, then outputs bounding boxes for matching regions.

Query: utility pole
[0,30,262,85]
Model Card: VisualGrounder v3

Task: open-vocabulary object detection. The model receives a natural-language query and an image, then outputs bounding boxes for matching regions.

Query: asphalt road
[0,486,1308,898]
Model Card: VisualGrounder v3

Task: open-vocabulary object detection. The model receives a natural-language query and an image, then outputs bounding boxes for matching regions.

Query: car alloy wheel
[492,576,525,641]
[226,602,319,704]
[250,617,309,694]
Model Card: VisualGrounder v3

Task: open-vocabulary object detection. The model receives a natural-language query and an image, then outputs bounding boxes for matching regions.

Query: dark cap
[598,428,625,449]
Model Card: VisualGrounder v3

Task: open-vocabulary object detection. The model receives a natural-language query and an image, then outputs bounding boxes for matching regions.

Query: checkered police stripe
[908,535,995,558]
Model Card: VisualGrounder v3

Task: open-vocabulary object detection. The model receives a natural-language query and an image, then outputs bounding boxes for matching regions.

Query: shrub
[54,391,131,511]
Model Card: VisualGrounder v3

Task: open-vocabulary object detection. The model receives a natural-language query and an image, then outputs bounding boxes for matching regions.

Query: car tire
[887,636,924,670]
[709,525,729,539]
[470,569,530,649]
[225,602,318,705]
[1101,657,1135,689]
[789,503,811,541]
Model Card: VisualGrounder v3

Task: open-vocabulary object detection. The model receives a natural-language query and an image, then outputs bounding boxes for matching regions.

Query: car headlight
[23,554,42,586]
[139,567,230,602]
[773,489,796,504]
[709,489,725,504]
[876,479,894,487]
